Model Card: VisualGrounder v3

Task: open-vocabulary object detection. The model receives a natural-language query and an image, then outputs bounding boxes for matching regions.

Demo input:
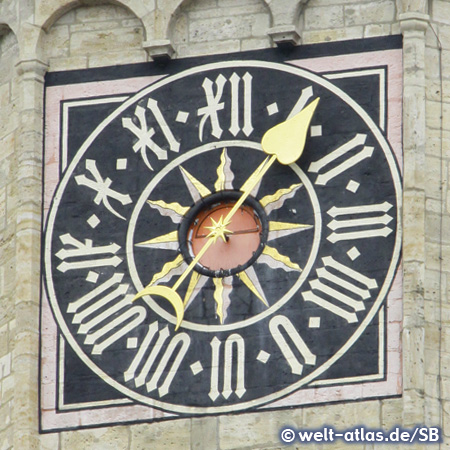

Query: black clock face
[44,60,401,414]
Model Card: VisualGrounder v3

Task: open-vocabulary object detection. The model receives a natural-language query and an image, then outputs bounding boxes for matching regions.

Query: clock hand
[132,98,319,330]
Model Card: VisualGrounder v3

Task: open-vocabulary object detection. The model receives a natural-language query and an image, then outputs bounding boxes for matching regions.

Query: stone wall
[424,1,450,436]
[0,0,449,448]
[42,4,147,70]
[0,25,19,450]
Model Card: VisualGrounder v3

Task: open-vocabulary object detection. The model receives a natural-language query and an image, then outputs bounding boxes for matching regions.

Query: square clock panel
[40,36,402,432]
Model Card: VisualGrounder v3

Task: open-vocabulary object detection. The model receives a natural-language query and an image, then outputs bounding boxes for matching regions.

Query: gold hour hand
[133,98,320,330]
[262,97,319,164]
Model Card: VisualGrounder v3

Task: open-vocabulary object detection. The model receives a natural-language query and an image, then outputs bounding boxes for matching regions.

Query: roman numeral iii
[302,256,377,323]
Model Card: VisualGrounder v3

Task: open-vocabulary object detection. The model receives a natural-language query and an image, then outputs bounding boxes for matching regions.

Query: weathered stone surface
[345,1,396,26]
[61,426,130,450]
[130,420,191,449]
[304,5,345,30]
[219,409,297,450]
[191,417,218,450]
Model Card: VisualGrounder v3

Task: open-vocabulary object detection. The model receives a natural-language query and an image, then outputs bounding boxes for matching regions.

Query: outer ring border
[43,59,402,414]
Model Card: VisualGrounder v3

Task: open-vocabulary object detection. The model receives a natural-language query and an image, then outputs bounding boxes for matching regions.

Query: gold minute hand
[132,98,320,330]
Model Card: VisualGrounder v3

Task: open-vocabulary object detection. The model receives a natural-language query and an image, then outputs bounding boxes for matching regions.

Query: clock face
[44,60,401,414]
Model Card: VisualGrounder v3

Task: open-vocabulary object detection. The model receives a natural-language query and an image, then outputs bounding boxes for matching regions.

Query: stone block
[241,37,271,51]
[70,20,121,33]
[0,324,8,358]
[75,5,133,22]
[345,1,395,26]
[172,12,188,45]
[189,16,252,43]
[403,272,424,324]
[402,388,425,426]
[0,155,11,191]
[0,256,16,302]
[130,419,191,450]
[302,26,364,45]
[0,424,13,449]
[424,49,441,82]
[177,40,241,58]
[0,103,18,139]
[304,401,381,430]
[189,3,268,20]
[13,433,40,450]
[61,425,130,450]
[424,270,442,305]
[1,373,14,404]
[436,23,450,50]
[441,328,450,356]
[426,242,450,273]
[191,416,218,450]
[426,134,445,161]
[304,5,345,30]
[218,409,296,450]
[48,56,89,71]
[39,432,60,450]
[381,398,403,429]
[69,25,143,56]
[442,50,450,77]
[251,13,271,37]
[53,8,76,25]
[439,376,450,402]
[12,380,39,437]
[218,0,262,7]
[442,401,450,438]
[364,23,392,38]
[42,24,70,59]
[432,2,450,25]
[0,403,10,430]
[425,211,443,242]
[0,353,11,378]
[424,395,441,425]
[424,372,439,399]
[88,50,147,68]
[185,0,218,11]
[426,100,443,131]
[0,83,10,107]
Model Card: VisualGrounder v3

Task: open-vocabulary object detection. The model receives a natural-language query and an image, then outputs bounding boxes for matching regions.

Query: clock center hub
[179,192,268,277]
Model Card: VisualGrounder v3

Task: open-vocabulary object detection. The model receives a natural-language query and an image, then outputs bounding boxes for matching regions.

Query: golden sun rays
[136,148,312,324]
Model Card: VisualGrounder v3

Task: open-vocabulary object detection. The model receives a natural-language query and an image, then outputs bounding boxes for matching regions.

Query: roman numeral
[302,256,378,323]
[287,85,314,119]
[55,233,122,273]
[308,134,374,185]
[209,334,246,402]
[198,72,253,142]
[269,315,316,375]
[67,273,146,355]
[124,322,190,397]
[75,159,132,220]
[229,72,253,137]
[122,98,180,171]
[327,201,394,243]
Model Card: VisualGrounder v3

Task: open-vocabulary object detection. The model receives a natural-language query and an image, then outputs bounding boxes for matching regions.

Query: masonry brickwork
[0,0,449,449]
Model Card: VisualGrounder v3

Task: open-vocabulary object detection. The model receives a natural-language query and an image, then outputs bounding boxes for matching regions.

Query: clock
[43,55,401,415]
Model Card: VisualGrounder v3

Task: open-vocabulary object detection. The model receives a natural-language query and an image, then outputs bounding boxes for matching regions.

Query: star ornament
[205,216,233,244]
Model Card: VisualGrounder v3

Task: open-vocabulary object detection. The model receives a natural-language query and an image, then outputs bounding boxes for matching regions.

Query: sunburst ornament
[205,215,233,244]
[134,102,319,328]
